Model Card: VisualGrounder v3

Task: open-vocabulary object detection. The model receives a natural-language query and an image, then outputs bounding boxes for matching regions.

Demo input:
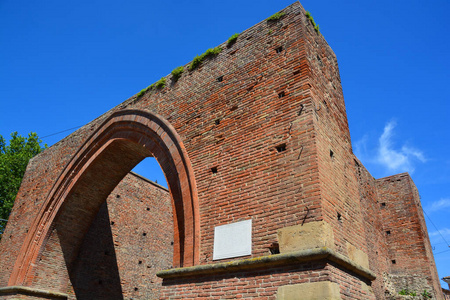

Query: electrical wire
[434,249,450,255]
[41,125,83,139]
[424,209,450,248]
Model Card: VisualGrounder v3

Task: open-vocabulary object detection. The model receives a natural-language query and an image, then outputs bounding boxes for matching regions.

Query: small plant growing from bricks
[154,77,166,89]
[136,77,166,98]
[189,46,223,71]
[398,289,417,296]
[267,12,285,21]
[305,11,320,33]
[399,289,408,295]
[171,66,184,82]
[421,290,432,299]
[136,87,149,98]
[227,33,239,47]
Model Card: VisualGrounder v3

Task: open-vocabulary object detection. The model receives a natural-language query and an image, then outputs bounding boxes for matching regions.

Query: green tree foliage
[0,132,46,234]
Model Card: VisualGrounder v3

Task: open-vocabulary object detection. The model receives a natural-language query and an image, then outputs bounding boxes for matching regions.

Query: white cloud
[353,135,368,161]
[427,198,450,213]
[353,120,426,176]
[429,228,450,239]
[375,121,426,174]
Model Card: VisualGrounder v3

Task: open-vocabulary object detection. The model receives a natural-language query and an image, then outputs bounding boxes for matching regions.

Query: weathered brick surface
[26,172,172,299]
[377,174,443,299]
[302,9,368,260]
[328,264,375,300]
[160,261,331,300]
[0,2,443,299]
[355,160,391,297]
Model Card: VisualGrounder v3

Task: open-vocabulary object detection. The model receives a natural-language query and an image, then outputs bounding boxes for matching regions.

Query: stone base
[277,282,342,300]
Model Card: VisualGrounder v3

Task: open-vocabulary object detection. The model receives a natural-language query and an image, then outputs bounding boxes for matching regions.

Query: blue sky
[1,0,449,288]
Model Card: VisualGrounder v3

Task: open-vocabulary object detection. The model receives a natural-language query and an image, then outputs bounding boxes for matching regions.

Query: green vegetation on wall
[171,66,184,82]
[267,12,285,21]
[227,33,239,46]
[154,77,166,89]
[305,11,320,33]
[136,77,167,99]
[189,46,223,71]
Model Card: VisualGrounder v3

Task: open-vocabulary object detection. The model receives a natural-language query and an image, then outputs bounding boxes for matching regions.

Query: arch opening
[9,110,200,293]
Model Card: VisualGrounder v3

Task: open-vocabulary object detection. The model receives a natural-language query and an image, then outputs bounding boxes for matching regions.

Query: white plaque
[213,219,252,260]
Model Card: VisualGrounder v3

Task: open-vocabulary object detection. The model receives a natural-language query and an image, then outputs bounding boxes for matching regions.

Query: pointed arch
[9,109,200,286]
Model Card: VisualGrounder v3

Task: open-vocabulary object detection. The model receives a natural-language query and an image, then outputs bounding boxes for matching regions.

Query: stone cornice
[0,285,68,299]
[157,247,376,281]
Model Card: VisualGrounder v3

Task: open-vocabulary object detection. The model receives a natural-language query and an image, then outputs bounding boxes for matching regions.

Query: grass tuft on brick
[171,66,184,82]
[154,77,166,89]
[305,11,320,33]
[267,12,285,21]
[136,77,167,99]
[227,33,239,47]
[189,46,223,71]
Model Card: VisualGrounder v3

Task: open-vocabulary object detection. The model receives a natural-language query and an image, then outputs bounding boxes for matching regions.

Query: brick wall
[377,174,443,299]
[355,160,391,297]
[161,261,331,300]
[23,172,172,299]
[302,9,368,259]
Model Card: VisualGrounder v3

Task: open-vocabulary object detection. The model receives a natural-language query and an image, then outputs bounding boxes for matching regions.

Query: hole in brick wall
[275,46,283,53]
[134,287,138,291]
[386,230,391,235]
[143,232,147,236]
[146,207,150,211]
[230,105,238,111]
[116,194,120,198]
[391,260,396,264]
[330,150,334,158]
[323,100,329,112]
[293,70,300,75]
[276,144,287,152]
[246,36,252,40]
[216,76,223,82]
[298,104,304,116]
[278,91,285,98]
[381,202,386,208]
[138,260,142,264]
[171,241,174,245]
[337,213,342,222]
[317,55,323,66]
[211,166,218,174]
[110,221,115,225]
[215,119,220,125]
[268,242,280,254]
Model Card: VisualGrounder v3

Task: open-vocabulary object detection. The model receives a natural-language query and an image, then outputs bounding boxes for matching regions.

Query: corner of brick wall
[376,173,443,299]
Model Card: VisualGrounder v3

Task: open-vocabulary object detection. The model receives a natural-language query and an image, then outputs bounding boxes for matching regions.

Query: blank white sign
[213,219,252,260]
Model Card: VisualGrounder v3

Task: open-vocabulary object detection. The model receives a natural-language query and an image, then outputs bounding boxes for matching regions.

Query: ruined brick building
[0,2,443,299]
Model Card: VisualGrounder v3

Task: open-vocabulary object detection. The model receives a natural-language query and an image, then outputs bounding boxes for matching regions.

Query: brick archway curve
[9,109,200,286]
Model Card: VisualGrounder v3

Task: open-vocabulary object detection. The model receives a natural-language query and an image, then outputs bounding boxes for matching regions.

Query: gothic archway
[9,109,200,286]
